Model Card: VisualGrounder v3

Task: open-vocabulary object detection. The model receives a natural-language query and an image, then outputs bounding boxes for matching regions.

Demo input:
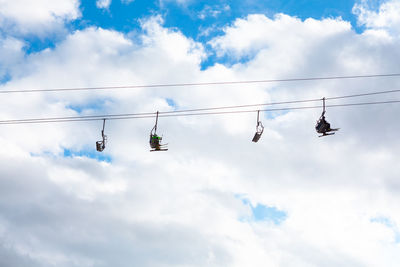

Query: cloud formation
[1,1,400,266]
[353,0,400,35]
[96,0,112,9]
[0,0,80,36]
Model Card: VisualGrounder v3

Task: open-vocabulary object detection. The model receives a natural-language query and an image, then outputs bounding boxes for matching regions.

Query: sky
[1,0,400,266]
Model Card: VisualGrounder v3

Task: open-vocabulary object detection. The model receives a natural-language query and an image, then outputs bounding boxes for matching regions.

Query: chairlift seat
[150,134,163,149]
[316,117,332,133]
[96,141,105,152]
[252,132,262,142]
[252,112,264,143]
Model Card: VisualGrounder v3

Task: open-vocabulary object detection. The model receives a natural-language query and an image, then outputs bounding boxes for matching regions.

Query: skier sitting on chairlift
[315,98,339,137]
[315,114,331,133]
[150,134,163,151]
[149,111,168,151]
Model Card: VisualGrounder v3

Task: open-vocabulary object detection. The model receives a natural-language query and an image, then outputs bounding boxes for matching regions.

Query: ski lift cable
[1,73,400,94]
[1,99,399,125]
[154,100,400,118]
[164,88,400,114]
[0,114,155,124]
[165,87,400,115]
[326,88,400,100]
[0,111,156,124]
[1,87,400,124]
[0,98,327,124]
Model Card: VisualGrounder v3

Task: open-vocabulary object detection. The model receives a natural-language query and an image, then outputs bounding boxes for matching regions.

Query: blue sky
[239,196,288,224]
[81,0,356,30]
[27,0,364,57]
[76,0,359,35]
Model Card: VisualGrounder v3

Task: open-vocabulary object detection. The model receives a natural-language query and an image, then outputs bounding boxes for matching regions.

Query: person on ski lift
[150,134,162,150]
[316,115,330,132]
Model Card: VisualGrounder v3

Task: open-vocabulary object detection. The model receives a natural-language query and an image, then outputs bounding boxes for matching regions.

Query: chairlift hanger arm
[101,119,106,137]
[319,97,326,118]
[155,111,159,131]
[256,110,264,129]
[150,111,159,135]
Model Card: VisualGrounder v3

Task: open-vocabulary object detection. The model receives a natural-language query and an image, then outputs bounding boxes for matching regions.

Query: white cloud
[198,5,230,20]
[0,37,25,80]
[0,0,80,36]
[159,0,192,7]
[96,0,112,9]
[353,0,400,36]
[209,14,352,59]
[121,0,134,4]
[1,4,400,267]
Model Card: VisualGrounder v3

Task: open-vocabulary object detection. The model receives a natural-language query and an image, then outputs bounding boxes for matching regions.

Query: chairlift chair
[315,98,339,137]
[252,110,264,142]
[96,119,107,152]
[150,111,168,152]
